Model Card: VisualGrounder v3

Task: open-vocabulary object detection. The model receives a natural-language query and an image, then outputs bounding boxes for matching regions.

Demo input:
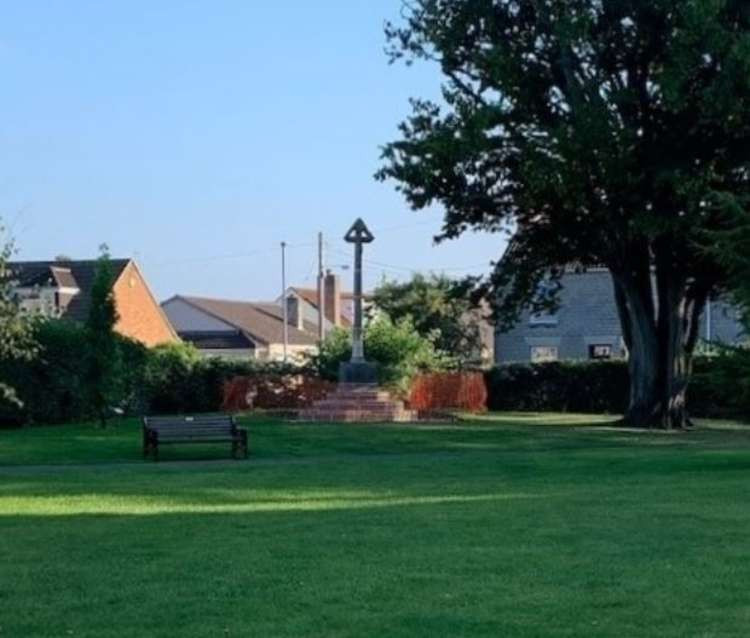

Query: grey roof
[174,296,318,347]
[9,259,131,323]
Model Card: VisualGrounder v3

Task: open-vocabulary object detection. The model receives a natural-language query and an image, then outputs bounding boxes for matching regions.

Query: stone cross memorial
[340,217,377,384]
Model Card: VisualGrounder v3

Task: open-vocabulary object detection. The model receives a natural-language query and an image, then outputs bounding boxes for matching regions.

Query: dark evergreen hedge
[484,358,740,419]
[485,361,630,414]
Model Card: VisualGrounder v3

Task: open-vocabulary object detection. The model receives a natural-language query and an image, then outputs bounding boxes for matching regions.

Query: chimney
[324,270,341,328]
[286,295,304,330]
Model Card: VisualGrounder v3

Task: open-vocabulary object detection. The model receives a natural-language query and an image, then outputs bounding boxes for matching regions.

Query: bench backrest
[143,414,236,436]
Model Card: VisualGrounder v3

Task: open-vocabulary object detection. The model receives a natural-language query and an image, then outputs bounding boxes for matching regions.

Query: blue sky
[0,1,505,300]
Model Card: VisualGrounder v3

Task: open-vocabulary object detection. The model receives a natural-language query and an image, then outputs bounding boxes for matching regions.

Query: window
[589,344,612,360]
[531,346,558,362]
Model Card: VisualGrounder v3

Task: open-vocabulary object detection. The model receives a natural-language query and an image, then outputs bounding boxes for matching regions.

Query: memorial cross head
[344,218,375,245]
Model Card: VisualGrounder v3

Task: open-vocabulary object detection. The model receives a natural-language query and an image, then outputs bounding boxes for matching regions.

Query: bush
[409,372,487,412]
[0,320,148,426]
[313,316,453,394]
[690,348,750,419]
[485,361,631,414]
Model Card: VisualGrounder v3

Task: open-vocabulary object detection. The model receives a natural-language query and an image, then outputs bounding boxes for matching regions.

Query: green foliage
[85,246,121,425]
[703,193,750,327]
[372,274,485,365]
[0,225,37,405]
[314,316,452,393]
[378,1,750,310]
[0,320,148,426]
[691,347,750,418]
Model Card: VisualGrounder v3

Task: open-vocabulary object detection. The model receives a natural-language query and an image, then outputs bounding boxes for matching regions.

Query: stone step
[298,382,418,423]
[299,409,417,423]
[327,390,392,401]
[312,400,405,410]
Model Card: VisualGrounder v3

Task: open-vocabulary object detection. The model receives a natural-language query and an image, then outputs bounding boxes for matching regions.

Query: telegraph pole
[281,241,288,362]
[317,231,325,342]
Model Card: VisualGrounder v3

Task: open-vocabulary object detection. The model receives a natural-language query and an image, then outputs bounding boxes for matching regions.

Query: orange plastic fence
[408,372,487,412]
[222,375,335,412]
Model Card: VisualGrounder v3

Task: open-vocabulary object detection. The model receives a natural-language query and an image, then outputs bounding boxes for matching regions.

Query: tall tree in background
[0,224,37,405]
[86,245,121,427]
[373,274,485,364]
[378,0,750,428]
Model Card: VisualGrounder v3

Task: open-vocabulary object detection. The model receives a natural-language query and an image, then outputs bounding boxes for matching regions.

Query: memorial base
[339,360,378,384]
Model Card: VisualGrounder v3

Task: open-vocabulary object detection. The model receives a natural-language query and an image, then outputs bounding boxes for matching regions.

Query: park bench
[142,414,248,461]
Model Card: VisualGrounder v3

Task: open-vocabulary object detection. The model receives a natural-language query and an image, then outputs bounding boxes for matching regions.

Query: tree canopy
[372,273,486,364]
[378,0,750,428]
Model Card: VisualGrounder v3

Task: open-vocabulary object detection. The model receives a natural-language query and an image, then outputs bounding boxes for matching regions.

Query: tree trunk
[611,269,706,429]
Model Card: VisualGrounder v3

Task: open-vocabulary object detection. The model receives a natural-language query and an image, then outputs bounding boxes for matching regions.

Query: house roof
[174,295,319,347]
[9,259,131,322]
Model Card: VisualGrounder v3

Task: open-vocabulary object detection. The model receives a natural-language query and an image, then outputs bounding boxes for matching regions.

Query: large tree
[378,0,750,428]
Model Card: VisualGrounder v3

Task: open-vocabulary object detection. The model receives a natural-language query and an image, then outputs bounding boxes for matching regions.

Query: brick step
[299,409,417,423]
[336,383,379,390]
[326,391,392,401]
[312,400,406,410]
[299,382,418,423]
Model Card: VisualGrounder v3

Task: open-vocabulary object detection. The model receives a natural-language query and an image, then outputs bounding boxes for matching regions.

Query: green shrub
[313,316,452,394]
[0,320,148,426]
[485,360,630,414]
[691,348,750,419]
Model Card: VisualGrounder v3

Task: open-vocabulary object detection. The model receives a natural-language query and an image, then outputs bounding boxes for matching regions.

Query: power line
[330,247,490,276]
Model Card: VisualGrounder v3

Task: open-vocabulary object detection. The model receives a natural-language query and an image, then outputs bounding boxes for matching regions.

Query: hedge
[0,325,309,426]
[485,357,745,419]
[485,361,630,414]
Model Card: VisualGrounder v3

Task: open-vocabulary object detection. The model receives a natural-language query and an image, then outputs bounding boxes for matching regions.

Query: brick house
[10,258,178,347]
[495,268,744,364]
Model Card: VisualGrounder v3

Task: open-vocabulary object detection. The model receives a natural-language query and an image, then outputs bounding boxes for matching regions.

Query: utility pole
[281,241,288,362]
[317,231,325,343]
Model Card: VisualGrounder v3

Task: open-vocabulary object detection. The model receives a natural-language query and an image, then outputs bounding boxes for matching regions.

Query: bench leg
[232,433,248,460]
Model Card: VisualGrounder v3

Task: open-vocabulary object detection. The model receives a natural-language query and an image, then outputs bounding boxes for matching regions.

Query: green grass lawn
[2,413,750,637]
